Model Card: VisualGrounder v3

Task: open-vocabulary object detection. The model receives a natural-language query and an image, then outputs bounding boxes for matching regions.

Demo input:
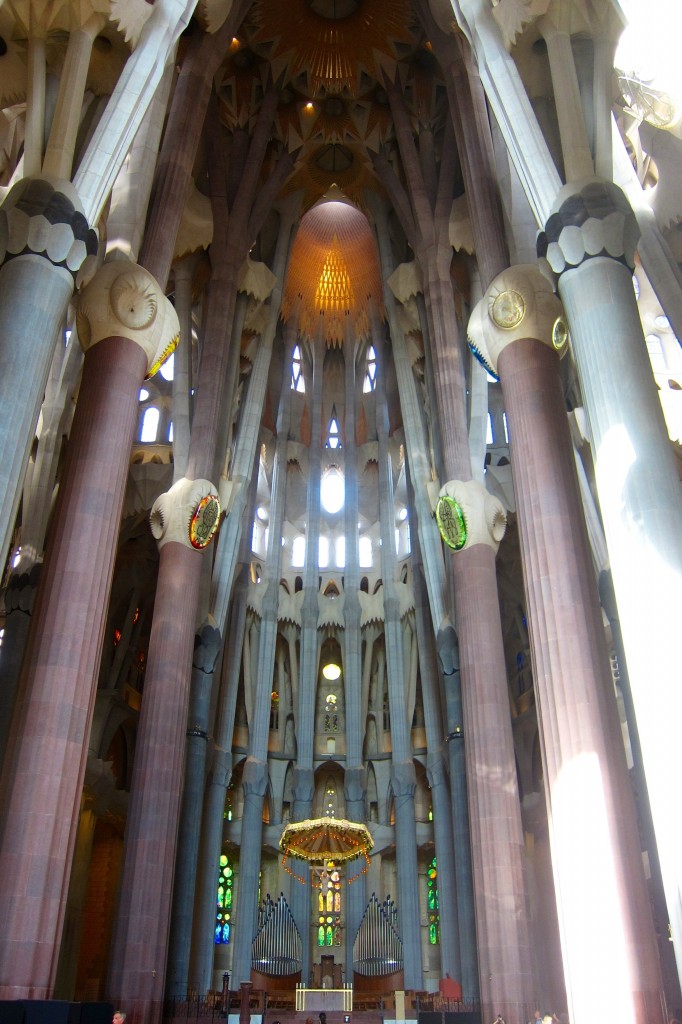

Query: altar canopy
[279,817,373,878]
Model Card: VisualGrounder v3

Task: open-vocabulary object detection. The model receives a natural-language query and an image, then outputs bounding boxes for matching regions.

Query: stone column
[230,758,270,987]
[411,520,461,981]
[538,179,682,986]
[166,623,223,998]
[438,477,532,1022]
[290,338,324,980]
[538,8,594,183]
[342,323,365,975]
[368,212,479,996]
[107,478,221,1024]
[375,346,423,990]
[0,175,98,572]
[42,13,106,180]
[191,567,249,993]
[0,260,177,1000]
[468,262,666,1023]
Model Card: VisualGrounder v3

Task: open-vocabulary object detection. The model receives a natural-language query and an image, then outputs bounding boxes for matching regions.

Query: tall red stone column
[106,478,221,1024]
[467,264,666,1024]
[0,261,179,999]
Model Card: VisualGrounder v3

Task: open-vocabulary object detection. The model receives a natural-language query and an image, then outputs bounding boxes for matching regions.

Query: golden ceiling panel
[251,0,415,95]
[282,199,382,345]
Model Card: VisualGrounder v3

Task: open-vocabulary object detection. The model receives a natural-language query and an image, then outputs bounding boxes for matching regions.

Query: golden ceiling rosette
[252,0,414,95]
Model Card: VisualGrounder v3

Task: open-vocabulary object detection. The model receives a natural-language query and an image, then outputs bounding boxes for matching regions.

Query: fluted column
[0,176,97,572]
[438,477,532,1022]
[171,256,197,482]
[107,476,221,1024]
[375,345,422,989]
[230,757,270,987]
[191,565,249,992]
[410,515,461,981]
[289,338,323,979]
[42,13,106,180]
[343,322,365,974]
[538,177,682,989]
[369,210,478,996]
[469,262,666,1023]
[538,7,594,183]
[0,260,177,1000]
[166,624,223,998]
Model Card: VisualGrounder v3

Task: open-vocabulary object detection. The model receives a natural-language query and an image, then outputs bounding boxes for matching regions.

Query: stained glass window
[317,863,342,946]
[215,853,233,944]
[427,856,439,944]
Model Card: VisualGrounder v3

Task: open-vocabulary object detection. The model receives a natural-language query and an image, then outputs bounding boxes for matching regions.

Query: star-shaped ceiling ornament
[251,0,414,96]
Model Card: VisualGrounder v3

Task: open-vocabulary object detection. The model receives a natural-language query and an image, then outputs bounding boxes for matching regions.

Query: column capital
[391,760,417,798]
[242,757,269,797]
[344,766,367,803]
[150,477,221,551]
[467,263,566,376]
[438,479,507,553]
[0,175,98,284]
[192,622,223,673]
[292,766,315,804]
[76,259,180,378]
[537,178,640,278]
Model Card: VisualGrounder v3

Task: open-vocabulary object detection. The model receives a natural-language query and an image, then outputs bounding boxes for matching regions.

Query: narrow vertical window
[140,407,159,443]
[427,856,440,944]
[363,344,377,393]
[291,344,305,392]
[215,853,234,944]
[326,406,342,449]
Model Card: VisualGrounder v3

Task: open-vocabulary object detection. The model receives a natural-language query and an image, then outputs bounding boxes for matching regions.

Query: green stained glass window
[215,853,233,944]
[427,856,440,944]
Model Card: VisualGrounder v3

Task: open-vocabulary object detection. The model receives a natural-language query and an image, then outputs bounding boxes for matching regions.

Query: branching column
[342,321,366,972]
[374,78,533,1018]
[375,344,422,990]
[368,225,478,996]
[230,333,295,986]
[291,336,324,981]
[538,179,682,989]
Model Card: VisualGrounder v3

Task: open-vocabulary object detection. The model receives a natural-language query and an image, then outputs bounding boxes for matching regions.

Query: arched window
[363,344,377,393]
[359,535,373,567]
[427,856,440,944]
[292,535,306,567]
[140,407,159,443]
[335,536,346,568]
[215,853,234,944]
[321,467,344,514]
[291,344,305,392]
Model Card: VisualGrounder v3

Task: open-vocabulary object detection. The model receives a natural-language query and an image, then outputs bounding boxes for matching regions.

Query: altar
[295,984,353,1013]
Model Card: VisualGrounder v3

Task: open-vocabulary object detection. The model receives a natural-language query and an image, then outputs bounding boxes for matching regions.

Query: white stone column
[42,13,106,180]
[538,178,682,988]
